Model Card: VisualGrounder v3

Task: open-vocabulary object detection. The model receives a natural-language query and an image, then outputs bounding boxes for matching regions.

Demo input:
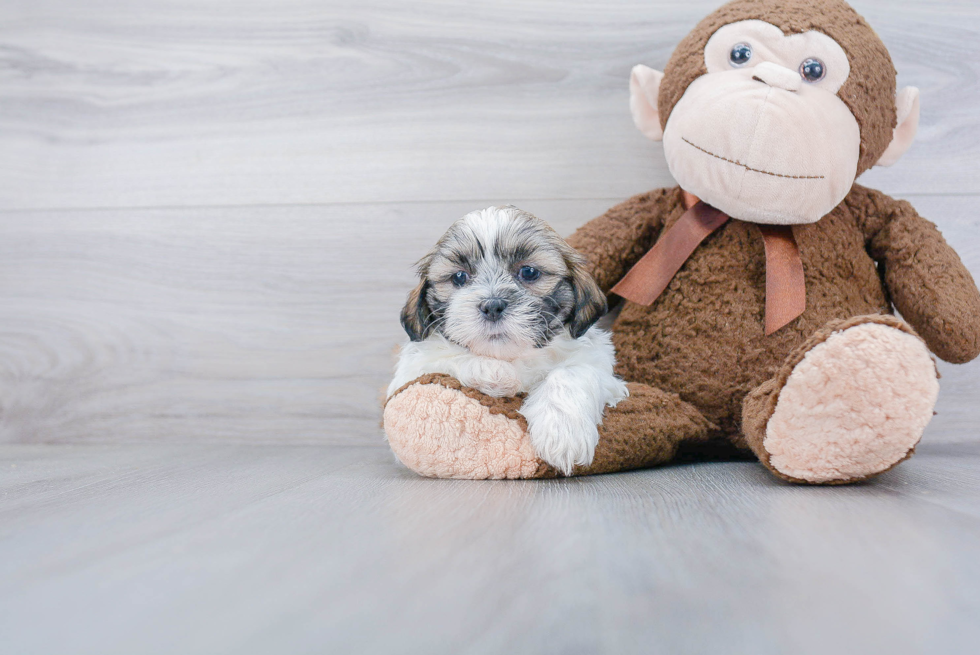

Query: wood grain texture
[1,195,976,446]
[0,0,978,211]
[1,442,978,655]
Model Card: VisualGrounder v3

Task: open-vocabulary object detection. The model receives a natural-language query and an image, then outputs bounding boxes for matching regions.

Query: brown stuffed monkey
[384,0,980,484]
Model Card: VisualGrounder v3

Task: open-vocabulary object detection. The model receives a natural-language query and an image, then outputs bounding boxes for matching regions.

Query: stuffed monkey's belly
[610,217,889,436]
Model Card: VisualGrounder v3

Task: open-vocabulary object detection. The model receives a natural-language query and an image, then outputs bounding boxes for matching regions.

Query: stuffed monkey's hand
[852,186,980,363]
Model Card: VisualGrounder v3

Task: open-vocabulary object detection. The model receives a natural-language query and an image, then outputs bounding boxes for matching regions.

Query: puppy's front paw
[519,401,599,476]
[460,357,522,397]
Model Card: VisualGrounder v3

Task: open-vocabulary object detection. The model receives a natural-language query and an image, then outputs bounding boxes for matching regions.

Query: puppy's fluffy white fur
[389,206,629,475]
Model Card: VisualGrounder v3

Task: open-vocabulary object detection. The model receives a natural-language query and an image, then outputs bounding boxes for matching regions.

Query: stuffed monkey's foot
[743,315,939,484]
[383,375,710,479]
[383,374,545,479]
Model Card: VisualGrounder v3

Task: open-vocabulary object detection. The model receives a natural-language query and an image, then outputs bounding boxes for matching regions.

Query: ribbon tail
[611,202,729,306]
[758,225,807,335]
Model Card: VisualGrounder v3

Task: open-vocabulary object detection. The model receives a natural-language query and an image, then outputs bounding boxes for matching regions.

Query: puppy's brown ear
[567,257,607,339]
[400,280,434,341]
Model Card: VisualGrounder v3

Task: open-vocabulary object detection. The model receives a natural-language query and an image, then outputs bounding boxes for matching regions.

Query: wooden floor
[1,1,979,653]
[2,442,980,654]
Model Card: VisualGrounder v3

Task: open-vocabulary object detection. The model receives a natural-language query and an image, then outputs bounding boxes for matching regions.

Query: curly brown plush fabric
[658,0,897,175]
[566,185,980,446]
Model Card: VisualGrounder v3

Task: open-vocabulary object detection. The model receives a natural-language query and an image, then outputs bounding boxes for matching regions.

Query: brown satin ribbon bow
[610,194,806,335]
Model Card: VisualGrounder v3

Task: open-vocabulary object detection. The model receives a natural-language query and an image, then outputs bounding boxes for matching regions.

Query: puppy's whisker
[427,315,449,331]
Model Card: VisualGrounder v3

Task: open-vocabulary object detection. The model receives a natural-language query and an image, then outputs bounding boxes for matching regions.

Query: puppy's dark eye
[451,271,469,287]
[800,58,825,82]
[518,266,541,282]
[729,43,752,67]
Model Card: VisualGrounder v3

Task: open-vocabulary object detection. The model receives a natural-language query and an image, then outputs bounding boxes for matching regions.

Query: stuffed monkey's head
[631,0,920,225]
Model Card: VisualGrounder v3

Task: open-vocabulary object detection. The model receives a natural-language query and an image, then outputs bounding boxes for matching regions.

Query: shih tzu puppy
[387,206,629,475]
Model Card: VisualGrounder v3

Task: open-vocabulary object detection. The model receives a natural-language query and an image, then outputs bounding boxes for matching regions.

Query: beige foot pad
[383,374,549,479]
[751,316,939,484]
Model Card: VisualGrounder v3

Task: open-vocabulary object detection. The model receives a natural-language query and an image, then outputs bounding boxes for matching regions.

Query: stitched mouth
[682,137,824,180]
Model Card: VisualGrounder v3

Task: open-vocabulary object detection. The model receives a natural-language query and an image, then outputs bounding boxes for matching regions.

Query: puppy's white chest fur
[388,328,629,475]
[388,329,614,397]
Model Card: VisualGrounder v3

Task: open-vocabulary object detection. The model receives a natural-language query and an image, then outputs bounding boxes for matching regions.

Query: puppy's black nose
[479,298,508,322]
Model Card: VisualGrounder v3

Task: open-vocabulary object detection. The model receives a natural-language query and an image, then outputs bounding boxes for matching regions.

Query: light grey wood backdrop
[1,0,978,446]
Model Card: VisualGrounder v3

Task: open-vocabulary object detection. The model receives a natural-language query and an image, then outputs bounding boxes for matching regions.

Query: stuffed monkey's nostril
[479,298,508,322]
[750,61,802,92]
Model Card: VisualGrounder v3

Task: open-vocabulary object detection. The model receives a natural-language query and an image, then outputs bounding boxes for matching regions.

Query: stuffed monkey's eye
[451,271,469,287]
[729,43,752,67]
[517,266,541,282]
[800,58,826,82]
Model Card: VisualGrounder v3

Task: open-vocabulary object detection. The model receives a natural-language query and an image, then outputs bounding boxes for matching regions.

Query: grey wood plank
[0,0,977,211]
[1,195,977,445]
[874,442,980,519]
[0,442,978,655]
[0,444,373,580]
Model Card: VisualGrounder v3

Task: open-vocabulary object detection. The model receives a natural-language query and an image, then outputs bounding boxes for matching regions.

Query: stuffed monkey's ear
[630,65,665,141]
[876,87,920,167]
[400,280,433,341]
[567,261,607,339]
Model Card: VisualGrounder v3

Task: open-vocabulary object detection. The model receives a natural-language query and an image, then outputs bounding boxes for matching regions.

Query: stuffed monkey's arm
[565,187,680,293]
[849,185,980,364]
